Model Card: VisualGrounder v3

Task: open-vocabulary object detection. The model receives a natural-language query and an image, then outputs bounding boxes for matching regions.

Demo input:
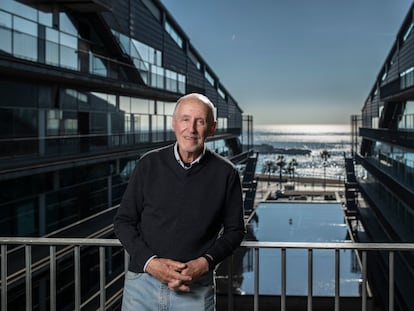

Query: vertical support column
[307,249,313,311]
[1,245,7,311]
[362,251,367,311]
[99,247,106,311]
[50,246,56,311]
[25,245,32,311]
[74,246,81,311]
[389,251,394,311]
[254,248,259,311]
[335,249,340,311]
[281,248,286,311]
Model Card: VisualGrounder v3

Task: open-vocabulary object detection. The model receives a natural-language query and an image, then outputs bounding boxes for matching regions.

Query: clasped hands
[146,257,209,292]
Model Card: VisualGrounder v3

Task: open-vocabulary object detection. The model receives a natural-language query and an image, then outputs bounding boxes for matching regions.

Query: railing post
[74,246,81,311]
[124,250,130,275]
[25,245,32,311]
[227,255,234,311]
[389,251,394,311]
[307,249,313,311]
[50,246,56,311]
[335,248,340,311]
[362,251,367,311]
[254,248,259,311]
[281,248,286,311]
[1,245,7,311]
[99,246,106,311]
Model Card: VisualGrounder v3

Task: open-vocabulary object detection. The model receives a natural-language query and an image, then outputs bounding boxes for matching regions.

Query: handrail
[1,237,414,250]
[1,238,413,311]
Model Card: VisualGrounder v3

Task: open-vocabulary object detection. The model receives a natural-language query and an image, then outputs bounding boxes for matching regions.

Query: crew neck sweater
[114,144,245,273]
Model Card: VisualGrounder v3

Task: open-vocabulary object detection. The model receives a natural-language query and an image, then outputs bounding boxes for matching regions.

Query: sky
[161,0,413,125]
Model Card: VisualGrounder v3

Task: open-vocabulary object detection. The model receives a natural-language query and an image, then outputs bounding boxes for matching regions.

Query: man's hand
[146,257,210,292]
[146,258,192,291]
[181,257,209,282]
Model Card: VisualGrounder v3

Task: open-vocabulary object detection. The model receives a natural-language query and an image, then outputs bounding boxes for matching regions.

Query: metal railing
[1,238,413,311]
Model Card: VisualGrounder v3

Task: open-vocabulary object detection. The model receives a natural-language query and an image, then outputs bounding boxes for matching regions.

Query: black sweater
[113,144,245,273]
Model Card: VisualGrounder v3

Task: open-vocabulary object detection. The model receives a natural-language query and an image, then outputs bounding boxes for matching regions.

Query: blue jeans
[121,271,215,311]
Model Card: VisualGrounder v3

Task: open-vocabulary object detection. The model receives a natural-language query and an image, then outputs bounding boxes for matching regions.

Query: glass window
[61,89,78,109]
[17,201,38,236]
[204,70,215,86]
[46,27,59,42]
[188,49,201,70]
[132,39,148,62]
[151,65,164,89]
[138,114,150,132]
[59,13,77,35]
[178,74,186,94]
[46,28,59,65]
[13,15,36,36]
[156,101,164,115]
[119,96,130,113]
[60,32,77,48]
[63,111,78,135]
[152,115,164,132]
[108,94,117,111]
[165,69,177,92]
[0,108,38,137]
[0,10,12,28]
[131,97,149,114]
[165,20,183,48]
[118,32,130,54]
[90,54,107,77]
[47,109,62,136]
[60,33,78,69]
[218,87,226,99]
[0,27,12,53]
[155,50,162,66]
[90,92,114,111]
[124,114,131,133]
[38,10,52,27]
[91,112,107,133]
[13,18,37,60]
[164,102,175,115]
[1,0,36,21]
[403,23,414,42]
[111,112,124,133]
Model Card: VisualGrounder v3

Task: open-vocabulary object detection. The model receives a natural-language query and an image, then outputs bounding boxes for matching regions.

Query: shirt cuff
[143,255,158,272]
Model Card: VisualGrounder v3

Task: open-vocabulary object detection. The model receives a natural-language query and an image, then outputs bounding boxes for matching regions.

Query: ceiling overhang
[17,0,112,13]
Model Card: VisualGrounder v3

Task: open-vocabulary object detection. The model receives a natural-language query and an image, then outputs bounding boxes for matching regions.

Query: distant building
[0,0,253,309]
[351,2,414,310]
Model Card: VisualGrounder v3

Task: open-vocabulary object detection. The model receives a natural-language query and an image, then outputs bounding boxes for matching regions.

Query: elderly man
[114,93,245,311]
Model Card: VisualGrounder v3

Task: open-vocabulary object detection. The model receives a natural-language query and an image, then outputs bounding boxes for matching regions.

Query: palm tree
[276,155,286,189]
[262,159,276,185]
[320,150,331,190]
[287,158,298,180]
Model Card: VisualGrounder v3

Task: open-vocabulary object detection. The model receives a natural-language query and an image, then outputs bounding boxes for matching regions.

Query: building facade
[0,0,253,309]
[352,2,414,310]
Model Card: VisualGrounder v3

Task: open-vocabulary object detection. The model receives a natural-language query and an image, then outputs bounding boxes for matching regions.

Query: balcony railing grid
[1,238,413,311]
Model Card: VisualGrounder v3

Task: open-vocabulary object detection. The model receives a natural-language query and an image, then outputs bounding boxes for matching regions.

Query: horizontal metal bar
[241,241,414,251]
[1,238,414,252]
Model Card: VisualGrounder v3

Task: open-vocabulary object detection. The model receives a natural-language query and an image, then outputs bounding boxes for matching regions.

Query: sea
[252,124,351,181]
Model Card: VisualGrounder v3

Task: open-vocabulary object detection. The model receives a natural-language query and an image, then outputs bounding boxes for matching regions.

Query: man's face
[172,98,216,155]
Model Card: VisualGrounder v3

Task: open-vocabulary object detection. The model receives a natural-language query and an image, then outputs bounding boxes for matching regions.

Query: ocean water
[253,124,351,180]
